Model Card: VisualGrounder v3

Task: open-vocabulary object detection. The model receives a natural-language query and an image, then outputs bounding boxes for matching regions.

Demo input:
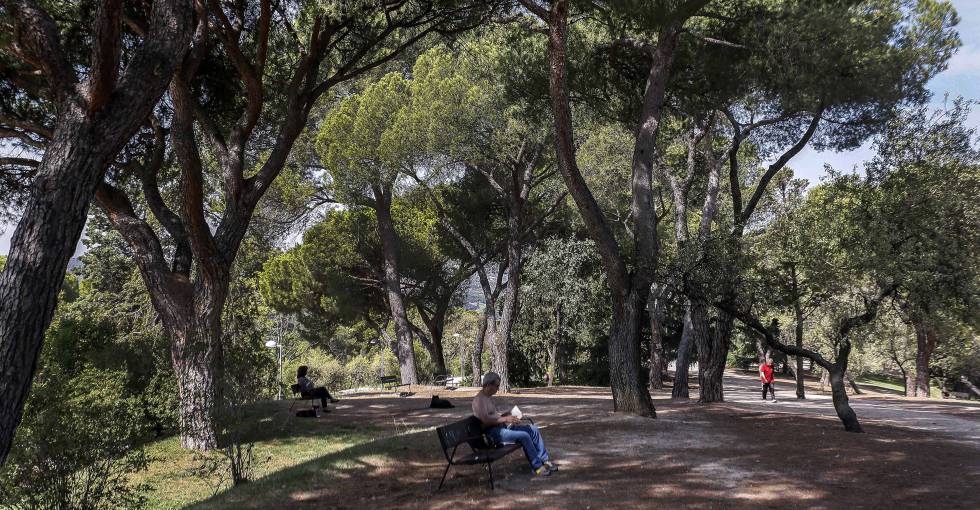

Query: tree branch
[6,0,77,102]
[738,108,824,229]
[88,0,124,114]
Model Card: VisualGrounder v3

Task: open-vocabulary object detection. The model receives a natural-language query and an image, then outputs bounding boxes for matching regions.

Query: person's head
[481,372,501,395]
[297,365,309,379]
[765,357,773,366]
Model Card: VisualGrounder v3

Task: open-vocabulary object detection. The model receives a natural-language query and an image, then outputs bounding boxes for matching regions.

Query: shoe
[330,398,341,403]
[534,465,552,476]
[772,400,778,403]
[544,461,558,471]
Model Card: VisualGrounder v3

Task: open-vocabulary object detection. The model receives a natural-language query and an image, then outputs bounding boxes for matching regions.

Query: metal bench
[288,383,317,413]
[435,416,522,490]
[379,375,410,390]
[432,372,457,390]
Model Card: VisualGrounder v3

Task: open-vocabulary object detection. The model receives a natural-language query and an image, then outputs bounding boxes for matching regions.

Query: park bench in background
[435,416,521,490]
[432,372,457,390]
[380,375,409,390]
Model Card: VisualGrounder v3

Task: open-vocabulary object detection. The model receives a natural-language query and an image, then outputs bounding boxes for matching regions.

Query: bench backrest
[436,416,490,462]
[289,383,303,395]
[380,376,398,384]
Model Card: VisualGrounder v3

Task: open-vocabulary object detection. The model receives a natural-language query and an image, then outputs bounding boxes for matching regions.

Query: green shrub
[0,368,149,510]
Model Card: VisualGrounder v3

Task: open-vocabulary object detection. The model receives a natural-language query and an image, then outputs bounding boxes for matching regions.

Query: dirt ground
[228,374,980,510]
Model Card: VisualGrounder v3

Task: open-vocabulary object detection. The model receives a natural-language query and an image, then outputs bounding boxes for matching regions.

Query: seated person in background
[297,365,340,411]
[471,372,557,476]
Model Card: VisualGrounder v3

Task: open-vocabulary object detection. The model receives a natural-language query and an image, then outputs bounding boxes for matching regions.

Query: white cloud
[944,43,980,77]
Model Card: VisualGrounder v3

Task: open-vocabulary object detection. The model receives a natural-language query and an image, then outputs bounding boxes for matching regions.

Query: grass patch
[856,374,941,397]
[134,400,431,510]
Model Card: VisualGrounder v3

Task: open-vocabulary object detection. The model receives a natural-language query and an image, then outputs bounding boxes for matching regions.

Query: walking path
[722,371,980,444]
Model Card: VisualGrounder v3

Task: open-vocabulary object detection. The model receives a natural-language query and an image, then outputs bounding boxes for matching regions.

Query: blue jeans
[488,424,550,470]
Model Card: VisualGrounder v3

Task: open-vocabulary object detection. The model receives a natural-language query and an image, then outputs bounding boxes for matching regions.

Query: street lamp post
[265,340,282,400]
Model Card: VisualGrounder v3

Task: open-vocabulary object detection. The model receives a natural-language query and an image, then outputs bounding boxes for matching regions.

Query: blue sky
[2,1,980,256]
[791,0,980,184]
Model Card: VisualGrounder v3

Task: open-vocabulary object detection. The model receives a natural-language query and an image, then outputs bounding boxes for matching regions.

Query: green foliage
[0,328,151,509]
[512,238,611,386]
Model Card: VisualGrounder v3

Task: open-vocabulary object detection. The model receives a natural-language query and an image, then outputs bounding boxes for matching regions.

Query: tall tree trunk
[829,367,863,432]
[536,0,669,416]
[171,315,224,450]
[648,285,666,390]
[912,320,937,398]
[373,190,418,385]
[608,289,656,416]
[547,342,557,387]
[672,305,694,398]
[789,264,806,399]
[696,304,732,403]
[492,236,523,392]
[418,304,449,375]
[0,0,195,464]
[471,309,488,384]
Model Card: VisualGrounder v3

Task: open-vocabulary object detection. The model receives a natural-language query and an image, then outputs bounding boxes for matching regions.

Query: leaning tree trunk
[672,306,694,398]
[373,192,418,385]
[541,0,655,417]
[912,321,937,398]
[0,133,108,462]
[829,367,863,432]
[0,0,195,465]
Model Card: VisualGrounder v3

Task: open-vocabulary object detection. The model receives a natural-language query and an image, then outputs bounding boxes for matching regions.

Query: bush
[0,368,149,510]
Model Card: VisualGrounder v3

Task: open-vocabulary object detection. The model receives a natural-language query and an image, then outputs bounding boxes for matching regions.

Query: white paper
[510,405,523,419]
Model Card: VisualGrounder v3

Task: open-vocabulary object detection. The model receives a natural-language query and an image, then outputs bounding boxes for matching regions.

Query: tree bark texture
[541,0,658,416]
[912,320,937,398]
[695,303,732,403]
[792,264,806,399]
[373,189,419,385]
[0,0,195,465]
[648,285,666,390]
[171,316,225,450]
[472,309,488,384]
[418,297,452,375]
[672,305,694,398]
[608,288,655,417]
[830,368,863,432]
[719,284,894,432]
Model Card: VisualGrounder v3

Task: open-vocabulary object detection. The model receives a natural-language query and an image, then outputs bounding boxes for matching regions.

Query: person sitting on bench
[297,365,340,410]
[471,372,557,476]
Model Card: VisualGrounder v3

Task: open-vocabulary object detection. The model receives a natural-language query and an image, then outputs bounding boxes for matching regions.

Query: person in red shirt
[759,357,777,402]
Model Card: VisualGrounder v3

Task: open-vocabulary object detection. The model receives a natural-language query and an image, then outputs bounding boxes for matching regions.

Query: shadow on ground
[180,384,980,510]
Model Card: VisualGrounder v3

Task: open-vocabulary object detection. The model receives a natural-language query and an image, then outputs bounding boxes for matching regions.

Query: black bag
[430,395,454,409]
[295,408,318,418]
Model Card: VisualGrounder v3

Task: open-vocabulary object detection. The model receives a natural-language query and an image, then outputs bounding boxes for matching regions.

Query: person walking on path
[472,372,557,476]
[760,357,777,402]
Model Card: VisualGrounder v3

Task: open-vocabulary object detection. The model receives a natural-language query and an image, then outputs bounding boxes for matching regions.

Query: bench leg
[437,462,452,491]
[487,462,494,490]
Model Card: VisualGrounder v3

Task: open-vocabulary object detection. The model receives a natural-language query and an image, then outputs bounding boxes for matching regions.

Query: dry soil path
[722,371,980,445]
